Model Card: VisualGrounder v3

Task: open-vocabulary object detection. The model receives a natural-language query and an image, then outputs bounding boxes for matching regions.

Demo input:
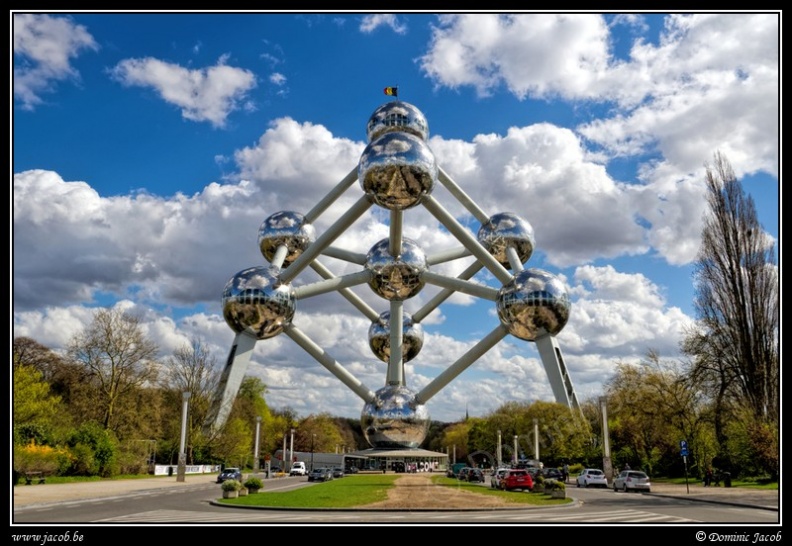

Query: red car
[500,469,534,492]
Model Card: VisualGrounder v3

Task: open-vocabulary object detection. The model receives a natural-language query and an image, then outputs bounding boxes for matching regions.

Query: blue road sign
[680,440,688,457]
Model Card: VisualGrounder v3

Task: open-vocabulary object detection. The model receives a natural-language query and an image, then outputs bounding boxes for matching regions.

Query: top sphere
[367,101,429,142]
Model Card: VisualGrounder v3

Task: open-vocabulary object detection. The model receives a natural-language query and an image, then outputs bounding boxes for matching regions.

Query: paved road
[12,473,779,512]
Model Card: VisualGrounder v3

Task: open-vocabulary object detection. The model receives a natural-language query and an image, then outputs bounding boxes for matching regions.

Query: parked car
[332,467,345,479]
[576,468,608,488]
[466,468,485,483]
[457,467,474,481]
[490,468,509,489]
[613,470,651,493]
[542,467,563,480]
[345,466,359,474]
[308,467,333,482]
[500,469,534,492]
[216,467,242,483]
[290,462,307,476]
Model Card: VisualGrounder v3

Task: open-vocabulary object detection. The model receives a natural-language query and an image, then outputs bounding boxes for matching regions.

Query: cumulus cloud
[13,13,98,109]
[109,56,257,127]
[359,14,407,34]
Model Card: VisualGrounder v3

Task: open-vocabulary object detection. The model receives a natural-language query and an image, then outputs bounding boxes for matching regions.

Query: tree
[66,308,160,436]
[684,153,778,426]
[160,338,220,463]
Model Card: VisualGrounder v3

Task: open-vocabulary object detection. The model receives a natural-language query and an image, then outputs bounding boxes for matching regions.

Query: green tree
[13,359,67,445]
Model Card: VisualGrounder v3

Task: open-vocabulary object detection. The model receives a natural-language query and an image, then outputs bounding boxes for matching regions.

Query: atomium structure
[206,100,579,450]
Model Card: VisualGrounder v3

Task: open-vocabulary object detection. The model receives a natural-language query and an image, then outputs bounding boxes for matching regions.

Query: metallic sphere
[222,266,296,340]
[257,211,316,267]
[365,238,428,300]
[368,311,424,363]
[496,268,571,341]
[361,385,431,449]
[359,132,437,210]
[477,212,536,269]
[366,100,429,142]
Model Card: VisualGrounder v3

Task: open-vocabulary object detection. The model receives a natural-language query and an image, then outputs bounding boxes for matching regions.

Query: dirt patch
[360,474,518,509]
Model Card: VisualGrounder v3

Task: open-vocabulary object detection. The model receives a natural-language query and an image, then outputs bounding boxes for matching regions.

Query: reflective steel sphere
[477,212,536,269]
[361,385,431,448]
[365,238,428,300]
[359,132,437,210]
[222,266,296,339]
[368,311,424,363]
[496,268,571,341]
[258,211,315,267]
[366,100,429,142]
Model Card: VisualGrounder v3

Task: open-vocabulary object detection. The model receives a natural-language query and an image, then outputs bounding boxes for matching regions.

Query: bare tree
[66,308,160,434]
[684,152,779,427]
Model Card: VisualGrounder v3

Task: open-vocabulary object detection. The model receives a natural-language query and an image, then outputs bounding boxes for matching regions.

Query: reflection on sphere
[497,268,570,341]
[477,212,535,269]
[222,266,295,339]
[258,211,315,267]
[365,238,427,300]
[359,132,437,210]
[361,385,431,448]
[369,311,424,363]
[366,100,429,142]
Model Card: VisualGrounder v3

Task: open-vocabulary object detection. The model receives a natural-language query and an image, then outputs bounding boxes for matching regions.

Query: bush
[546,479,565,491]
[244,476,264,490]
[221,479,242,492]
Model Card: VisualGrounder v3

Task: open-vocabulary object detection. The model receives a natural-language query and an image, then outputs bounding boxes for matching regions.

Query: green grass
[217,474,572,508]
[652,476,778,490]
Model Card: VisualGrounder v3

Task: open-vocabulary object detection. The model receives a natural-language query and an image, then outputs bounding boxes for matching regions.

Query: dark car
[332,467,345,479]
[543,467,563,480]
[466,468,486,483]
[216,467,242,483]
[308,467,333,482]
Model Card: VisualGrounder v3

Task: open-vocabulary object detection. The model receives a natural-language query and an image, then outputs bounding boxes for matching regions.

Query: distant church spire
[465,404,469,421]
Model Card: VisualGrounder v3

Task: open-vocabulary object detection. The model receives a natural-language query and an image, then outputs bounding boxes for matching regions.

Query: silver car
[613,470,651,492]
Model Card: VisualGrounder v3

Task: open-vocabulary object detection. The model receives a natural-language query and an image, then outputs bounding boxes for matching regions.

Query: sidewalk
[13,474,779,512]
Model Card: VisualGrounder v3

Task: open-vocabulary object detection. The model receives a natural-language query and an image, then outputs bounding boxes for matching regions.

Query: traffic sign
[680,440,689,457]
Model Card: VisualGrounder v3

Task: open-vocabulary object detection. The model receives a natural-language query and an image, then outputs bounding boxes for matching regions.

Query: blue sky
[12,12,780,423]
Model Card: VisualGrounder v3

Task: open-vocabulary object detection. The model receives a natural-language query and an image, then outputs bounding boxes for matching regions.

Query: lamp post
[513,435,518,465]
[497,430,502,468]
[253,416,262,472]
[310,434,316,472]
[534,418,539,462]
[282,433,287,473]
[177,392,190,482]
[289,428,295,468]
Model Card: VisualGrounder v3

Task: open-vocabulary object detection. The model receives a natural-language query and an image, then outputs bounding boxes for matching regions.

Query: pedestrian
[624,463,630,470]
[704,467,713,487]
[563,463,570,483]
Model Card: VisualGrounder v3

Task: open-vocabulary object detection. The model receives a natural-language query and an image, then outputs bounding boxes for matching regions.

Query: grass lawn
[217,474,572,508]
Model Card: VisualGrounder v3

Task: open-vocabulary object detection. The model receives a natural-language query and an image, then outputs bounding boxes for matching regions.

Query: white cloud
[13,13,98,109]
[419,14,611,99]
[359,14,407,35]
[110,57,257,127]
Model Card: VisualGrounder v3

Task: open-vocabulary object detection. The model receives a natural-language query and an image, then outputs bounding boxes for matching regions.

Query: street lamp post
[534,418,539,462]
[289,428,295,468]
[253,416,262,472]
[497,430,502,468]
[310,434,316,472]
[513,435,519,465]
[177,392,190,482]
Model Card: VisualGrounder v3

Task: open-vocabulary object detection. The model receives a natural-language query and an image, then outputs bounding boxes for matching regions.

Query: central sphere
[365,238,427,300]
[359,132,437,210]
[222,266,295,339]
[496,268,570,341]
[368,311,424,363]
[258,211,315,267]
[361,385,431,448]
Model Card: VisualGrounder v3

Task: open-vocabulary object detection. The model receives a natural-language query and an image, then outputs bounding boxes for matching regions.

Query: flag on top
[384,86,398,97]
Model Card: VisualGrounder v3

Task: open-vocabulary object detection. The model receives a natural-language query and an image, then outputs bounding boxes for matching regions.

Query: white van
[290,461,306,476]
